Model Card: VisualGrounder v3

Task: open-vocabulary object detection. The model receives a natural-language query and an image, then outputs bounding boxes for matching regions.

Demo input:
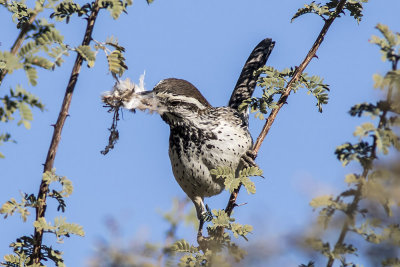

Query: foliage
[93,36,128,79]
[211,166,262,194]
[1,0,132,266]
[1,0,31,29]
[239,66,330,118]
[0,85,44,158]
[0,0,131,158]
[4,0,399,267]
[50,0,133,22]
[161,167,261,266]
[306,24,400,267]
[291,0,368,23]
[0,169,83,266]
[0,0,69,157]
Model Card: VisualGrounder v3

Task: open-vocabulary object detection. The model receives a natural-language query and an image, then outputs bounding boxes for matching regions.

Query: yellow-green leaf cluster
[34,216,85,243]
[43,169,74,197]
[107,50,127,77]
[0,197,30,222]
[292,0,367,23]
[170,239,198,254]
[100,0,133,19]
[76,45,96,67]
[211,166,261,194]
[241,66,329,116]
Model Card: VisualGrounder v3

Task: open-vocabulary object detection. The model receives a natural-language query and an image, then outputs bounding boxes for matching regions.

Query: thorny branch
[31,1,101,264]
[224,0,348,217]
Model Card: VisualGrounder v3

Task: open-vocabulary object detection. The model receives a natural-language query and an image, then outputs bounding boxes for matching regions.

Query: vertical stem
[31,1,101,264]
[225,0,348,217]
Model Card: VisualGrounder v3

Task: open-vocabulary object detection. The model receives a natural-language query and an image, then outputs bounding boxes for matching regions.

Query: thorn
[313,54,319,59]
[236,202,248,207]
[50,124,56,127]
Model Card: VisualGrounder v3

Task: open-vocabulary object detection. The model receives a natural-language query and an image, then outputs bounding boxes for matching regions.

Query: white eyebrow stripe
[156,93,208,110]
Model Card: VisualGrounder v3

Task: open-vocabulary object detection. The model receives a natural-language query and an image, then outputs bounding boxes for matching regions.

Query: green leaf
[24,66,38,86]
[310,195,333,208]
[54,216,85,238]
[305,238,331,257]
[239,166,263,178]
[0,196,31,222]
[344,173,358,185]
[241,177,256,194]
[25,55,54,69]
[50,1,89,22]
[100,0,132,19]
[42,169,74,197]
[211,209,231,228]
[0,51,23,73]
[230,223,253,240]
[76,45,96,63]
[107,50,127,77]
[34,216,85,242]
[34,217,56,231]
[170,239,198,253]
[354,122,376,138]
[17,102,33,129]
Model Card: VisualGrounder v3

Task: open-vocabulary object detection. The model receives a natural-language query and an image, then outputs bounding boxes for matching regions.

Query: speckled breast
[167,107,252,199]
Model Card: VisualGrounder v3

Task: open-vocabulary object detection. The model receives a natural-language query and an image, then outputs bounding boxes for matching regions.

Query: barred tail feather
[228,38,275,112]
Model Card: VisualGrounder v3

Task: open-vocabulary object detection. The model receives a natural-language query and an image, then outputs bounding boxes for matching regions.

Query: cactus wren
[118,39,275,237]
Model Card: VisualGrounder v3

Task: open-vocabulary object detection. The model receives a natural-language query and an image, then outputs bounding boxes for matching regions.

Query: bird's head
[103,78,211,123]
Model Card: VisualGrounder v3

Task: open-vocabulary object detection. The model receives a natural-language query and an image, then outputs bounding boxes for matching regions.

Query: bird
[106,38,275,239]
[153,78,254,235]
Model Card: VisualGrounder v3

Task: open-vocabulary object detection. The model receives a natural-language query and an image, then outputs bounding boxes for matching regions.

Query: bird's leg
[192,197,213,242]
[197,216,205,239]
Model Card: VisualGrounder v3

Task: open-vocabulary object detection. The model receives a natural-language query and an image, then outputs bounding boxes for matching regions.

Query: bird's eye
[169,100,181,106]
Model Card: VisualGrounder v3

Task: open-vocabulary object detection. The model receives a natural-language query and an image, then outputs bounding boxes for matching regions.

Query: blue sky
[1,0,399,266]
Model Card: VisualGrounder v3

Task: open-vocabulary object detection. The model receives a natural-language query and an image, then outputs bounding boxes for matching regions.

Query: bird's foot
[200,204,213,222]
[240,149,259,169]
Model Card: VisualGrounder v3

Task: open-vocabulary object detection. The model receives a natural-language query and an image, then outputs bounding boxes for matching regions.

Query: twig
[31,1,101,264]
[0,2,44,85]
[225,0,348,217]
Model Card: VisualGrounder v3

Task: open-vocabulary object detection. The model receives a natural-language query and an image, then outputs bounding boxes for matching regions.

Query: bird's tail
[228,38,275,116]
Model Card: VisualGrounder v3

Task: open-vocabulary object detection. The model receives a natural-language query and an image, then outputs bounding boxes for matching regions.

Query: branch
[0,3,43,85]
[31,1,101,264]
[326,42,397,267]
[225,0,348,217]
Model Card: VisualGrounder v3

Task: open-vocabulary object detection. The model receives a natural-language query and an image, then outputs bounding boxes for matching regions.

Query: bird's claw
[200,204,213,222]
[240,149,259,169]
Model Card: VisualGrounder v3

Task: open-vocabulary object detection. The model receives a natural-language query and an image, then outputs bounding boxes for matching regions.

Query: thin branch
[225,0,348,217]
[326,48,397,267]
[31,1,101,264]
[0,2,44,85]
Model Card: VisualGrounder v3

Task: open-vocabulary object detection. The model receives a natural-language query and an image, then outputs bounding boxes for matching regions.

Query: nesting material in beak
[102,73,163,114]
